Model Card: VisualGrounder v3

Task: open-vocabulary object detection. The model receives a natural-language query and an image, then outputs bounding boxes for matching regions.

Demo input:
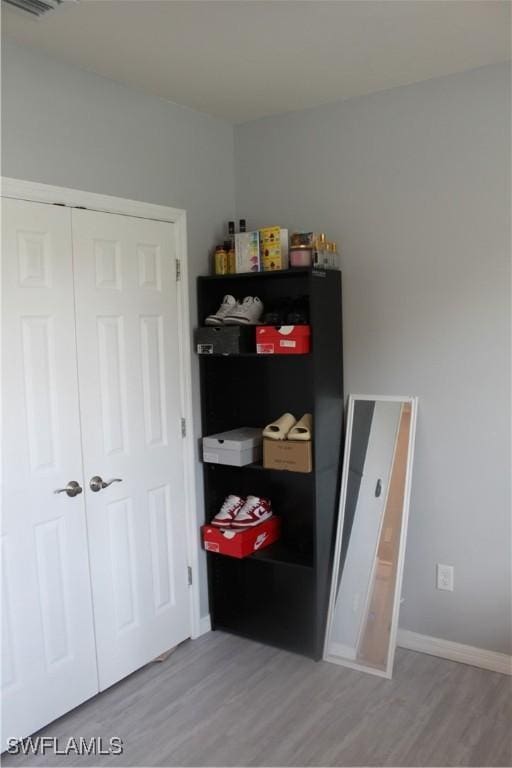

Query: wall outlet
[437,563,454,591]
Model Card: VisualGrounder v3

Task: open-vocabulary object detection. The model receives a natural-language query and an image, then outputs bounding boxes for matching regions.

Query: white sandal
[287,413,312,441]
[263,412,296,440]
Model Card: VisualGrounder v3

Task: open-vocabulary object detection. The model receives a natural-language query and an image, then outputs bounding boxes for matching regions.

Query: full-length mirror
[324,395,418,678]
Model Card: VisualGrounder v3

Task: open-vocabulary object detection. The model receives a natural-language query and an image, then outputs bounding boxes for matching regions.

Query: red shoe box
[256,325,311,355]
[201,517,280,559]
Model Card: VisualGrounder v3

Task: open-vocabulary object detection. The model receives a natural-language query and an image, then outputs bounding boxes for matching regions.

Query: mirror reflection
[325,396,417,678]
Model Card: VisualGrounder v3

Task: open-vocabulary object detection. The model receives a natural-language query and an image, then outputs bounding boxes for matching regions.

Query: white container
[202,427,262,466]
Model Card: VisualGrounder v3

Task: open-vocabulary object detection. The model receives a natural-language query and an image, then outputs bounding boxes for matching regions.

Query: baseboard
[397,629,512,675]
[198,614,212,636]
[195,619,510,674]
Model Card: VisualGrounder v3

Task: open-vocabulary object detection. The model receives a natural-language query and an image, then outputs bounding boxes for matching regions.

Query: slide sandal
[288,413,312,441]
[263,413,296,440]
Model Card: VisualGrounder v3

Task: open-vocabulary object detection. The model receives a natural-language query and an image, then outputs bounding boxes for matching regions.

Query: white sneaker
[210,494,245,528]
[205,295,238,326]
[231,495,272,528]
[223,296,264,325]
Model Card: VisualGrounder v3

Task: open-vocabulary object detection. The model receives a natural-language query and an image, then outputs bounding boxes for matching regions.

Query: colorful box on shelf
[260,226,289,271]
[235,231,261,273]
[256,325,311,355]
[195,325,255,355]
[263,439,313,473]
[201,517,281,559]
[202,427,262,466]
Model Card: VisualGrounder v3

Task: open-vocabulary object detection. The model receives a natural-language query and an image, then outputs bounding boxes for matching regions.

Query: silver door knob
[89,475,123,493]
[54,480,83,498]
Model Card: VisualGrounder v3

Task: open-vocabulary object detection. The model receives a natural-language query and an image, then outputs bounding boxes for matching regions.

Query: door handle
[89,476,123,493]
[54,480,83,498]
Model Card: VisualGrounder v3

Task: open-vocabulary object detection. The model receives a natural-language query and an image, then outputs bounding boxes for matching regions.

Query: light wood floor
[4,631,511,767]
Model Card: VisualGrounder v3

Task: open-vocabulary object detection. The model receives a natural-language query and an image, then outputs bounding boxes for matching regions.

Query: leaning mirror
[324,395,418,678]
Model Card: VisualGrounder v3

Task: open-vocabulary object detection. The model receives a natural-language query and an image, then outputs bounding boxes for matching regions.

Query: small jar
[289,245,313,268]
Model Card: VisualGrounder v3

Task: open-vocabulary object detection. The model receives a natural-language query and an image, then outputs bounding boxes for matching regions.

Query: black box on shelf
[195,326,255,355]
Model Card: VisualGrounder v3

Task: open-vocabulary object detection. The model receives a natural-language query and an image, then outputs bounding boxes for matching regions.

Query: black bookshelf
[197,268,344,660]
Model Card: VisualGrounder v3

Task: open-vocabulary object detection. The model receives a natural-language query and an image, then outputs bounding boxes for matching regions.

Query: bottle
[331,241,340,270]
[239,219,246,233]
[214,245,227,275]
[326,242,335,269]
[316,233,328,268]
[226,242,236,274]
[225,221,236,273]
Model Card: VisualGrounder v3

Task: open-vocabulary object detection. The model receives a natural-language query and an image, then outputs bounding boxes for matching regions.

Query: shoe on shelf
[263,412,296,440]
[210,494,245,528]
[286,296,309,325]
[231,495,273,528]
[223,296,264,325]
[261,297,292,326]
[288,413,313,441]
[205,295,238,326]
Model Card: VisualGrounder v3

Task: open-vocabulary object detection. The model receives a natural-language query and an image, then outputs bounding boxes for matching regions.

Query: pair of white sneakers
[205,295,264,326]
[210,494,272,529]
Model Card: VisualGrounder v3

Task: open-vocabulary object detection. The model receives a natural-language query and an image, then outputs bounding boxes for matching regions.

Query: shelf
[198,268,312,282]
[203,461,314,477]
[246,462,313,476]
[199,352,311,359]
[211,625,316,659]
[199,267,343,660]
[207,542,312,569]
[248,542,313,569]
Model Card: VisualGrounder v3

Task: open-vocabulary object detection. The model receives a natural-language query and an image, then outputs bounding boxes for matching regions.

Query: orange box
[201,517,280,559]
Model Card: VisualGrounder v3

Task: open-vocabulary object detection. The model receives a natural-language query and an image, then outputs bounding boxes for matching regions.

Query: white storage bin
[202,427,262,467]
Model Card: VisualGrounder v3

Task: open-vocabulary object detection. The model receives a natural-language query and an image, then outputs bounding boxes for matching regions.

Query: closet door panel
[72,209,190,691]
[1,198,98,747]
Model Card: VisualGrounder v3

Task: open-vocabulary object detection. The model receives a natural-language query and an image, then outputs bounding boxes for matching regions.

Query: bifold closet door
[71,209,191,691]
[1,199,98,746]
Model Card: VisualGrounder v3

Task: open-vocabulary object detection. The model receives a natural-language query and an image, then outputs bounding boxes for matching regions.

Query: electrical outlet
[437,564,454,591]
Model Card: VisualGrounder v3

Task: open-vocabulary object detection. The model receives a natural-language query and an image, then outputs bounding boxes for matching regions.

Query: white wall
[3,40,510,654]
[2,39,237,618]
[235,64,511,654]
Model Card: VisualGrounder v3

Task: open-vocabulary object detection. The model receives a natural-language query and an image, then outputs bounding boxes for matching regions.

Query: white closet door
[1,199,98,746]
[72,209,190,690]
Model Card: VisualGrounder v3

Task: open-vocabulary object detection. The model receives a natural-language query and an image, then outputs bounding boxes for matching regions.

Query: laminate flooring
[3,631,511,767]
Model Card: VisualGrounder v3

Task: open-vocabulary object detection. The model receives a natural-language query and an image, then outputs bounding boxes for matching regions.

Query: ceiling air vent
[2,0,68,17]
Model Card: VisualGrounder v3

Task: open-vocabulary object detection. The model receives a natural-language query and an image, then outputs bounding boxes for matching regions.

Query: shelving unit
[197,268,344,660]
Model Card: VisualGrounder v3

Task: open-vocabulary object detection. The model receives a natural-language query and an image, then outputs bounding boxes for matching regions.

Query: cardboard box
[203,427,262,466]
[201,517,280,558]
[235,231,261,273]
[195,325,255,355]
[256,325,311,355]
[260,226,289,271]
[263,438,312,473]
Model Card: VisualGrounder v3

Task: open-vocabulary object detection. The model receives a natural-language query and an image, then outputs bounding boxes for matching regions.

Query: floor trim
[397,629,512,675]
[199,619,510,675]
